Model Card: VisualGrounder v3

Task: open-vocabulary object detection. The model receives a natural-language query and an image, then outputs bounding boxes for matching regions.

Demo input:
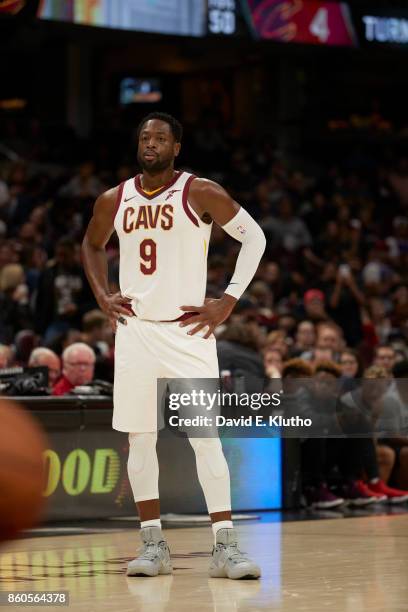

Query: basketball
[0,399,47,544]
[0,0,26,14]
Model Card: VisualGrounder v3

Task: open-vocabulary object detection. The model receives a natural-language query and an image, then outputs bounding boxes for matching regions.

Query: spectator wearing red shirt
[52,342,95,396]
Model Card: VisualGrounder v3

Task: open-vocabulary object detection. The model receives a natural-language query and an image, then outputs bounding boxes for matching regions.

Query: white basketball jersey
[113,171,212,321]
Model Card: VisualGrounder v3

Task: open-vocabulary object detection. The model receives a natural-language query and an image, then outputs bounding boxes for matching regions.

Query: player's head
[137,112,182,173]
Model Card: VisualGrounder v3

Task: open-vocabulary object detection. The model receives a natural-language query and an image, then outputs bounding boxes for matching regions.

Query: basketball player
[82,113,266,579]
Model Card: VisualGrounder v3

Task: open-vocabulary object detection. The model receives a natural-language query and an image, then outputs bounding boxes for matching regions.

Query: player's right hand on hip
[99,292,135,332]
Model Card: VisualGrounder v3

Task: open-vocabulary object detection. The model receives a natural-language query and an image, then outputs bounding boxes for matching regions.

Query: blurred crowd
[1,114,408,508]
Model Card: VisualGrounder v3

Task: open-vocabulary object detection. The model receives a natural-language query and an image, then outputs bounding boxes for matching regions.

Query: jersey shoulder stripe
[182,174,199,227]
[112,181,125,223]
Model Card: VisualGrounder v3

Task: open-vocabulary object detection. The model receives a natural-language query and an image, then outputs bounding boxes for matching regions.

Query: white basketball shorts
[112,316,219,432]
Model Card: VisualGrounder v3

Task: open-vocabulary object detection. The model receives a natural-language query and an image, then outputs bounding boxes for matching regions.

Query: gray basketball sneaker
[209,528,261,580]
[127,526,173,577]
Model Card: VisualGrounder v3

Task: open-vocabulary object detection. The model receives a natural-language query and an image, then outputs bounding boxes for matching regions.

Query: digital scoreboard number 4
[309,7,330,43]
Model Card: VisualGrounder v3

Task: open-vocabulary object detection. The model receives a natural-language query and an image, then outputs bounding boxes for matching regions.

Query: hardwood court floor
[0,515,407,611]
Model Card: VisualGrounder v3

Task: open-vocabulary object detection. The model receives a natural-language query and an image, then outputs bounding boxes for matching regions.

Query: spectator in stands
[339,348,363,380]
[28,347,61,386]
[281,359,344,509]
[14,329,38,366]
[391,285,408,335]
[362,245,396,296]
[265,330,290,360]
[326,263,365,346]
[299,322,343,362]
[263,347,283,378]
[0,177,9,210]
[261,195,312,256]
[0,263,32,344]
[302,289,329,325]
[275,311,297,336]
[45,327,83,358]
[391,360,408,489]
[82,309,110,353]
[0,242,15,270]
[259,261,293,303]
[58,161,105,200]
[248,281,274,318]
[52,342,95,396]
[373,344,397,374]
[82,309,114,382]
[388,156,408,207]
[339,348,363,391]
[301,360,381,508]
[338,365,408,503]
[316,322,344,355]
[367,297,392,344]
[217,323,266,393]
[34,237,96,343]
[0,344,13,369]
[312,346,335,364]
[290,320,316,357]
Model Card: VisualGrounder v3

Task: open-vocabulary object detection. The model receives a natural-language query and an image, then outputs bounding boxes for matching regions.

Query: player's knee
[189,437,228,479]
[128,432,157,473]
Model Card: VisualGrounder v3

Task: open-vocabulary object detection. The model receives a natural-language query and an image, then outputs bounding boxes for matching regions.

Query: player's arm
[180,179,266,338]
[81,187,134,331]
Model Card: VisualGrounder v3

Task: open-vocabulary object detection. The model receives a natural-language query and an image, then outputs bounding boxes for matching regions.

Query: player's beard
[137,152,172,174]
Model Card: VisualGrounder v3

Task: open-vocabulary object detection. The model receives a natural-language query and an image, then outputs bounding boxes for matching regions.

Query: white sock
[212,520,233,543]
[141,518,162,530]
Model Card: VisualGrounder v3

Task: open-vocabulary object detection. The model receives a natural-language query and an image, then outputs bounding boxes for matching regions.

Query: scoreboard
[34,0,408,47]
[242,0,408,48]
[37,0,239,38]
[244,0,356,46]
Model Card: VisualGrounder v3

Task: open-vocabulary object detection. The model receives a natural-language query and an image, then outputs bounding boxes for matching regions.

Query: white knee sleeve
[127,432,159,502]
[189,437,231,514]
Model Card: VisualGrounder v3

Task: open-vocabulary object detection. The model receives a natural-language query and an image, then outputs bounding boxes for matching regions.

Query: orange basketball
[0,399,48,543]
[0,0,26,14]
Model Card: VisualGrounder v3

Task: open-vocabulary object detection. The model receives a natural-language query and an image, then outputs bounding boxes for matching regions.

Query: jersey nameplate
[123,204,174,232]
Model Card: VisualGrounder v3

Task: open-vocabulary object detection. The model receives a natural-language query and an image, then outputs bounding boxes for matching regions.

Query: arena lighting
[0,98,27,109]
[363,15,408,44]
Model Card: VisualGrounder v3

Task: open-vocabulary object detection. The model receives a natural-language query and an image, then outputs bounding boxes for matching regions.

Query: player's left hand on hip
[179,295,236,339]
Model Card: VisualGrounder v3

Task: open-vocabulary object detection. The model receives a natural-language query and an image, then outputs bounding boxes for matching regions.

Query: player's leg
[126,431,172,577]
[128,431,160,522]
[113,318,172,577]
[188,435,260,579]
[161,323,261,579]
[187,436,232,527]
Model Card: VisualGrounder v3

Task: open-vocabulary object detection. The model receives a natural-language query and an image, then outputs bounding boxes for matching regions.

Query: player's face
[137,120,180,173]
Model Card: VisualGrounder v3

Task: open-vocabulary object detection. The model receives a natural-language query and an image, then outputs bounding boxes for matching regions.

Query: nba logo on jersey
[237,225,246,235]
[165,189,181,201]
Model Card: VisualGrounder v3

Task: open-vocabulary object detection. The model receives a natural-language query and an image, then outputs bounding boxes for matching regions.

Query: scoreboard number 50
[310,7,330,43]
